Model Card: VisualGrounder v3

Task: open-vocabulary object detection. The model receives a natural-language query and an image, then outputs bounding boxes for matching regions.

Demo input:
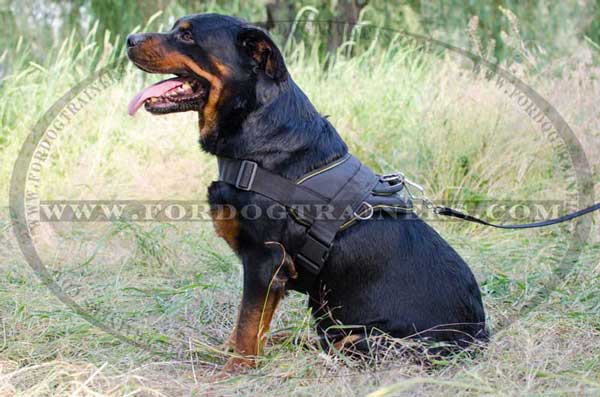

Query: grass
[1,9,600,397]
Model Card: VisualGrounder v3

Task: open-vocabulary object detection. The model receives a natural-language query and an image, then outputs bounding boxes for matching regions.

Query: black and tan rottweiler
[127,13,487,372]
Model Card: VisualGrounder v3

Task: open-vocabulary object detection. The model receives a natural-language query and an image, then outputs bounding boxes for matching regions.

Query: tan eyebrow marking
[178,21,192,31]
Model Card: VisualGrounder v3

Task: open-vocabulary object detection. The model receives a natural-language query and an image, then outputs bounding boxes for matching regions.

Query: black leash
[385,172,599,230]
[435,203,600,229]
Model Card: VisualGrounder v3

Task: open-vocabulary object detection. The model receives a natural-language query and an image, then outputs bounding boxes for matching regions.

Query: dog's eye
[179,30,194,43]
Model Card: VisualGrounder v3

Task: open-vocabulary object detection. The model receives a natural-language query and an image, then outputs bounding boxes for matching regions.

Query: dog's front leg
[222,242,294,372]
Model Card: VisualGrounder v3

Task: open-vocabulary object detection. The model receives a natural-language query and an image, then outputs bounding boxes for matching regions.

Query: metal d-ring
[354,202,374,220]
[380,172,405,183]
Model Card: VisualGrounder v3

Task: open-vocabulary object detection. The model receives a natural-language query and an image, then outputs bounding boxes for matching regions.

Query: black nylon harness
[218,154,413,289]
[218,154,600,290]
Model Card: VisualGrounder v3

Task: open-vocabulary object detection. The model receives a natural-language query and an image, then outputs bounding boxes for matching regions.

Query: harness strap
[217,155,381,291]
[218,157,326,209]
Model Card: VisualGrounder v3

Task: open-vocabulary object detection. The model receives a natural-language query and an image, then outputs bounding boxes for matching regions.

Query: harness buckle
[235,160,258,191]
[296,232,332,275]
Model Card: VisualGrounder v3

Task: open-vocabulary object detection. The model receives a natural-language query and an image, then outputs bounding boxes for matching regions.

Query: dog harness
[217,154,413,290]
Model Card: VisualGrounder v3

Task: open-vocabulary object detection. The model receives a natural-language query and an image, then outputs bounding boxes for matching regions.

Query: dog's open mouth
[128,75,209,116]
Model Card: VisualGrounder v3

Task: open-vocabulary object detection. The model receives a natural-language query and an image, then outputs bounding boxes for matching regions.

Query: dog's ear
[237,27,287,83]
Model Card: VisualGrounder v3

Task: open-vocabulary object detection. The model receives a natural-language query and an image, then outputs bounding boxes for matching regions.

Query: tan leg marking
[211,206,239,251]
[222,243,295,373]
[333,334,363,351]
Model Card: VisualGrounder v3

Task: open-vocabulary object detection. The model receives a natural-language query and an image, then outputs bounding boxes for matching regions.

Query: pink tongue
[128,77,186,116]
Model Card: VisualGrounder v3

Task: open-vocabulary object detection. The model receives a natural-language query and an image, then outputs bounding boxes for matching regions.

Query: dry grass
[0,14,599,397]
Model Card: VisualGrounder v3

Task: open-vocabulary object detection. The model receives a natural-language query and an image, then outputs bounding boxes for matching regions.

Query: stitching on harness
[295,154,351,184]
[288,207,312,227]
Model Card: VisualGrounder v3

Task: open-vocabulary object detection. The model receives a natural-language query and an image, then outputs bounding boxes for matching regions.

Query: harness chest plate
[217,154,413,290]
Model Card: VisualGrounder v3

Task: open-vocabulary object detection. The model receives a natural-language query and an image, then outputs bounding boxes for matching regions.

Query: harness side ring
[354,202,374,220]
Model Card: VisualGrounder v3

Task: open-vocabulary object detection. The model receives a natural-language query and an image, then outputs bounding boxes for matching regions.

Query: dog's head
[126,13,288,138]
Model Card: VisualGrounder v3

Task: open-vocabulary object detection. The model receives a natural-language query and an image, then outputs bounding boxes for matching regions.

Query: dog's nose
[127,34,147,48]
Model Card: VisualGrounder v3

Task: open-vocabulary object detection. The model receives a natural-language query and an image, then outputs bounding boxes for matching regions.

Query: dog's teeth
[149,97,158,103]
[182,82,191,90]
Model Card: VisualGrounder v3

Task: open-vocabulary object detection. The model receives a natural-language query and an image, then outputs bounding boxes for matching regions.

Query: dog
[127,13,487,372]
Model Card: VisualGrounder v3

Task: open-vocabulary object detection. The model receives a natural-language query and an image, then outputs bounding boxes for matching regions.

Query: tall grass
[0,4,599,396]
[2,0,599,68]
[1,15,589,205]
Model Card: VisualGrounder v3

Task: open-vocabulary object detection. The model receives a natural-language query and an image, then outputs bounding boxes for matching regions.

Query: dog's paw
[218,331,237,352]
[209,357,255,382]
[221,357,255,374]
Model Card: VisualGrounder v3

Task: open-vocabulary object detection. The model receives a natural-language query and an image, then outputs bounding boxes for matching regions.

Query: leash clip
[383,171,442,213]
[403,177,426,196]
[382,172,425,194]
